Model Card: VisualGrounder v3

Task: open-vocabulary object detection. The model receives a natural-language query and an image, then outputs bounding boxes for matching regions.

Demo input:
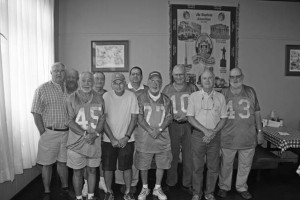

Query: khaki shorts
[67,149,100,169]
[36,129,68,165]
[134,150,172,170]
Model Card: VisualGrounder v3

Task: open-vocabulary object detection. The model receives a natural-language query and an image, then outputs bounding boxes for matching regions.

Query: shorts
[36,129,68,165]
[67,149,100,169]
[134,150,172,170]
[102,141,134,171]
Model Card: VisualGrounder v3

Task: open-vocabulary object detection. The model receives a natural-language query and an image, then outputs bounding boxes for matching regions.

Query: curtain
[0,0,54,183]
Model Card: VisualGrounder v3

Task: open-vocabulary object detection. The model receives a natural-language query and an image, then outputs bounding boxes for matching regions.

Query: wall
[0,166,41,200]
[57,0,300,129]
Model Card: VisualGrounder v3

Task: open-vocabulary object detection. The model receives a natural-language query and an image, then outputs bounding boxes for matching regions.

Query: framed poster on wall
[170,4,239,88]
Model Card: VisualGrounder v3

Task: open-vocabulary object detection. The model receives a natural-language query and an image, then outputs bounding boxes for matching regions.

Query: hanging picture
[170,4,239,88]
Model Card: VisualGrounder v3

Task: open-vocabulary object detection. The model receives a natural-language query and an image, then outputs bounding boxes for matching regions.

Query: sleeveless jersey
[136,92,172,153]
[220,85,260,149]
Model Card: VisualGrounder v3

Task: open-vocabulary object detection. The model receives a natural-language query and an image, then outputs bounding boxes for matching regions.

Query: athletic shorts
[102,142,134,171]
[134,150,172,170]
[36,128,68,165]
[67,149,100,169]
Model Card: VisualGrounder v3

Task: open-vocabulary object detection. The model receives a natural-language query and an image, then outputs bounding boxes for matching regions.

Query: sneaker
[42,193,51,200]
[99,179,108,193]
[153,187,167,200]
[138,188,150,200]
[238,191,252,199]
[204,194,216,200]
[104,192,114,200]
[217,189,227,198]
[124,193,135,200]
[82,182,88,197]
[191,194,201,200]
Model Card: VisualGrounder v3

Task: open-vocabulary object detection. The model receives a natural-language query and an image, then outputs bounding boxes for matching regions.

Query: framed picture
[285,45,300,76]
[91,40,129,72]
[170,4,239,88]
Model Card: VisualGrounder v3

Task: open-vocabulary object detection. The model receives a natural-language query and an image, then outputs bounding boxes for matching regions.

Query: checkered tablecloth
[263,126,300,151]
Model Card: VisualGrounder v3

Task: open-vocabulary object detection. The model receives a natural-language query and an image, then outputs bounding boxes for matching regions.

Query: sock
[100,176,105,183]
[143,184,148,189]
[87,193,94,199]
[154,184,161,189]
[76,195,83,200]
[84,179,88,185]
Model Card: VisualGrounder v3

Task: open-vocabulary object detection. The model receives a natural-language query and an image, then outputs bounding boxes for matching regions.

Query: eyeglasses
[201,95,214,110]
[229,75,242,80]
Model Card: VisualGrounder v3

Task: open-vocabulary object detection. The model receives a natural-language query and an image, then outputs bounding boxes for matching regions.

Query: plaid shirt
[31,81,69,128]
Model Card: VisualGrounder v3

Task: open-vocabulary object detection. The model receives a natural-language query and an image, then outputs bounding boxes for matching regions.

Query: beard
[66,81,78,91]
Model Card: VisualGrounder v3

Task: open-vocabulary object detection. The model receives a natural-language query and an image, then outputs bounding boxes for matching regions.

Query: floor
[11,162,300,200]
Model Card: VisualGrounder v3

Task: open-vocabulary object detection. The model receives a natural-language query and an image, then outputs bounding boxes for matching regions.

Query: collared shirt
[31,81,69,128]
[187,89,227,129]
[128,82,145,91]
[127,82,148,97]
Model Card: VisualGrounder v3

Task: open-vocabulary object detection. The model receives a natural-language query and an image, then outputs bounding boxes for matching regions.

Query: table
[263,126,300,163]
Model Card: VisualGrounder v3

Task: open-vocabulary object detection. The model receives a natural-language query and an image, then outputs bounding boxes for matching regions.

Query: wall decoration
[91,40,129,72]
[170,4,239,88]
[285,45,300,76]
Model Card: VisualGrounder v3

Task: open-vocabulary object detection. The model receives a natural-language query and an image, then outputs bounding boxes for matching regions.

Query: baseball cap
[111,72,125,83]
[148,71,162,80]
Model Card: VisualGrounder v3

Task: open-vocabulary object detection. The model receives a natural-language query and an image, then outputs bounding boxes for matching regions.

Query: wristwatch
[96,132,100,137]
[159,128,163,132]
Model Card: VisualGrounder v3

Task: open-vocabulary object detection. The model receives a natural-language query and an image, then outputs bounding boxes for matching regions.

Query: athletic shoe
[217,189,227,198]
[238,191,252,199]
[153,187,167,200]
[204,193,216,200]
[104,192,114,200]
[191,194,201,200]
[124,193,135,200]
[138,188,150,200]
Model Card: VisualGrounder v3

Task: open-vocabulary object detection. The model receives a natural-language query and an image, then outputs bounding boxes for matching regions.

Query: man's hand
[85,132,98,145]
[119,137,129,148]
[257,131,264,145]
[202,132,216,143]
[148,128,157,139]
[203,129,215,138]
[111,138,120,148]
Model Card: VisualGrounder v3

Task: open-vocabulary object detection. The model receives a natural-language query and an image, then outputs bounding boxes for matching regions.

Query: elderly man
[116,66,148,194]
[187,69,227,200]
[135,71,173,200]
[102,73,139,200]
[65,72,105,200]
[217,68,263,200]
[66,69,79,94]
[93,72,107,96]
[162,65,198,194]
[31,62,71,200]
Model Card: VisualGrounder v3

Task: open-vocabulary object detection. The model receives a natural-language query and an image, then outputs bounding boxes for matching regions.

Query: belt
[46,127,69,131]
[173,120,188,124]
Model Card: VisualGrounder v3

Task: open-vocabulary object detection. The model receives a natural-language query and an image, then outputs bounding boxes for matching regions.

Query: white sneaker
[138,188,150,200]
[153,187,167,200]
[82,181,88,197]
[99,178,107,193]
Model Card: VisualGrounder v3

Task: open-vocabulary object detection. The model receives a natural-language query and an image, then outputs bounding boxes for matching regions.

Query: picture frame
[285,45,300,76]
[91,40,129,72]
[169,4,239,88]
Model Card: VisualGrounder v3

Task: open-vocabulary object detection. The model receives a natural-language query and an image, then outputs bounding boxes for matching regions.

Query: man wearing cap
[116,66,149,194]
[135,71,173,200]
[102,73,139,200]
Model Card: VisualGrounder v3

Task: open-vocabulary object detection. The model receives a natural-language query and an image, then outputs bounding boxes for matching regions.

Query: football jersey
[136,92,172,153]
[220,85,260,149]
[162,83,198,121]
[66,90,104,156]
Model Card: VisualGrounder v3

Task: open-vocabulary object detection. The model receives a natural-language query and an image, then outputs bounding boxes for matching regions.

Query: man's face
[148,76,162,96]
[111,79,125,95]
[80,73,94,93]
[229,69,243,89]
[51,64,65,84]
[201,71,214,90]
[66,71,78,89]
[94,73,105,89]
[172,67,186,85]
[129,68,142,84]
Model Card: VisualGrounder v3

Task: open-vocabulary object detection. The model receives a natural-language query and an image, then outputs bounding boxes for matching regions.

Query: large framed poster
[170,4,239,88]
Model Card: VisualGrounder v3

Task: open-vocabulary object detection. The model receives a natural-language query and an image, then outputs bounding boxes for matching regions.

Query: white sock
[76,195,83,200]
[84,179,88,185]
[87,193,94,199]
[100,176,105,183]
[143,184,148,189]
[154,184,161,189]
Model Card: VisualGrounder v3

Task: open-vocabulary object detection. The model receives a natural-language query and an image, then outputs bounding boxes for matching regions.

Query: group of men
[31,62,263,200]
